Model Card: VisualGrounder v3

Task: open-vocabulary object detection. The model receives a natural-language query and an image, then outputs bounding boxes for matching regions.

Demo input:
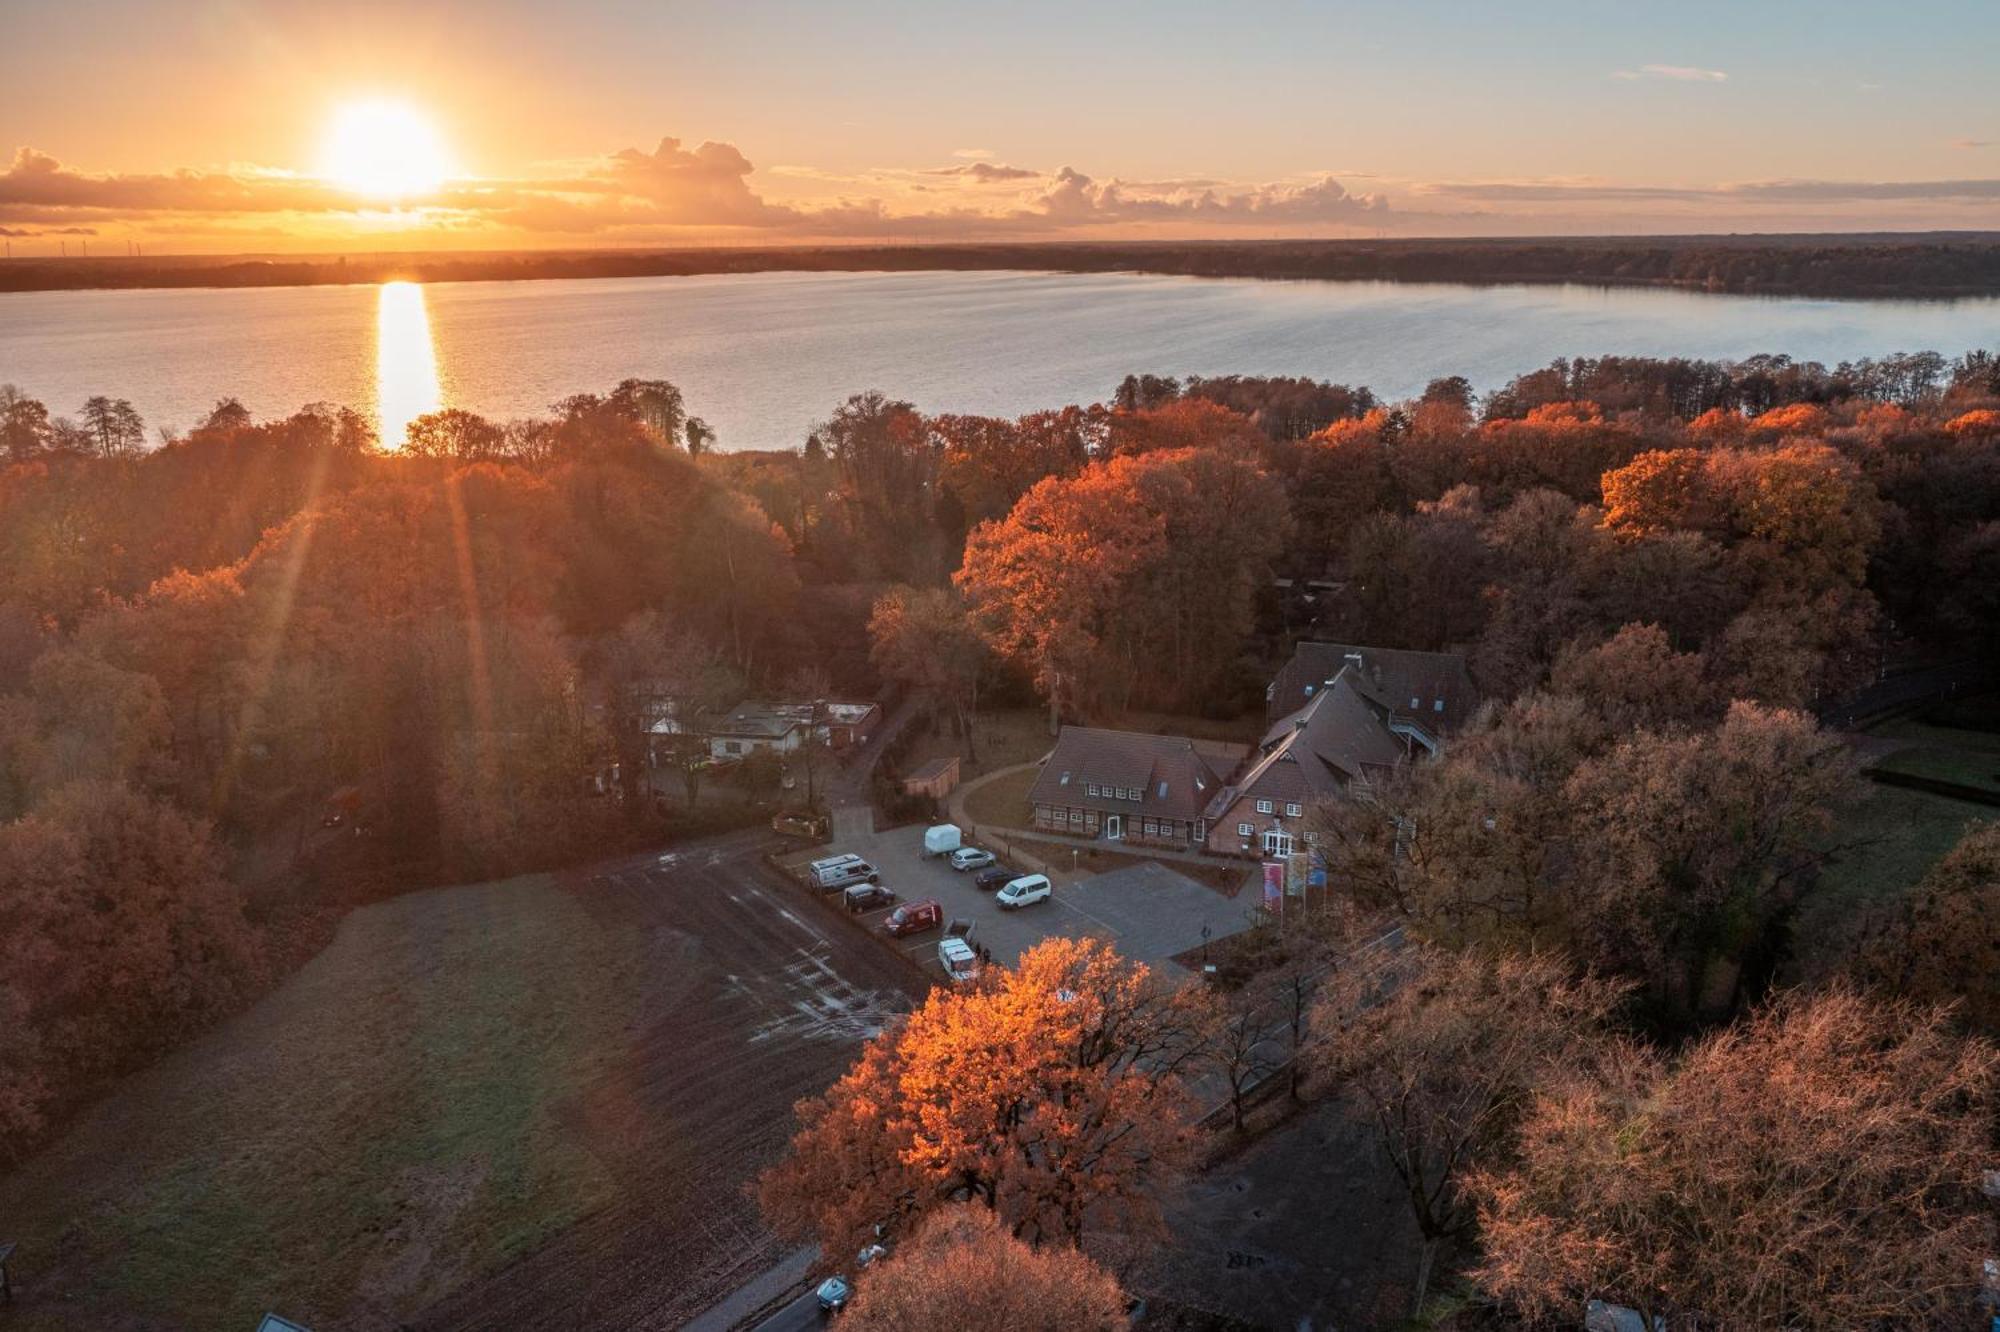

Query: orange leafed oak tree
[756,937,1214,1258]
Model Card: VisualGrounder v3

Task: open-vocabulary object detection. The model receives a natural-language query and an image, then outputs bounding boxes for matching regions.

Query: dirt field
[0,827,922,1331]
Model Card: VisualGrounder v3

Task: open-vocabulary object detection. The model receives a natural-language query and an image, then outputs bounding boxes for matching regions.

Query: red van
[883,898,943,937]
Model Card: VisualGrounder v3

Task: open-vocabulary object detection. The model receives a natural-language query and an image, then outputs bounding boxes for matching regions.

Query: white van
[922,824,963,857]
[938,936,981,983]
[809,852,864,875]
[814,859,879,890]
[995,874,1052,910]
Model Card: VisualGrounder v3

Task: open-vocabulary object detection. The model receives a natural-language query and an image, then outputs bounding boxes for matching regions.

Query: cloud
[0,146,351,218]
[1951,138,1992,150]
[1423,176,2000,204]
[1020,167,1389,227]
[2,135,1411,241]
[951,148,995,160]
[1613,63,1727,83]
[922,162,1040,182]
[0,223,97,236]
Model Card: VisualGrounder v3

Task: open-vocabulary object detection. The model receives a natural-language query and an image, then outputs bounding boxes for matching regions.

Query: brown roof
[1265,642,1478,735]
[1026,726,1225,823]
[1219,671,1410,812]
[905,756,959,783]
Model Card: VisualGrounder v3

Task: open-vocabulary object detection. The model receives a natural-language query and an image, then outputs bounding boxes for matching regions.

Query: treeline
[3,342,1998,1166]
[0,382,801,1154]
[9,232,2000,298]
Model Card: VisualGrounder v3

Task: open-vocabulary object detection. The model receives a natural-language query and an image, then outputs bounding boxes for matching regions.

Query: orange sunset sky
[4,0,1998,255]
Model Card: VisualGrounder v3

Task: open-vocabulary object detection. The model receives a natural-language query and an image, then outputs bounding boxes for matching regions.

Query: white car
[995,874,1052,909]
[948,846,995,871]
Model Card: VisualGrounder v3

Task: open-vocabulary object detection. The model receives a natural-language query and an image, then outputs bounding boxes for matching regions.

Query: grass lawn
[1788,784,1994,981]
[897,707,1055,783]
[960,765,1040,828]
[1863,718,2000,795]
[0,875,647,1331]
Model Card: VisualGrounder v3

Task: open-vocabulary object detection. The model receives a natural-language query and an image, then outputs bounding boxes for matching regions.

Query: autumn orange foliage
[756,937,1212,1257]
[1473,986,1998,1329]
[840,1205,1128,1332]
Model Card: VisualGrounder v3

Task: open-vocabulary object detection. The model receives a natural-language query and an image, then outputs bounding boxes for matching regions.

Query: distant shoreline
[5,234,2000,300]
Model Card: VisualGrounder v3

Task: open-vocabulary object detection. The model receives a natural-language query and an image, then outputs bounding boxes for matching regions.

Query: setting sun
[318,99,454,200]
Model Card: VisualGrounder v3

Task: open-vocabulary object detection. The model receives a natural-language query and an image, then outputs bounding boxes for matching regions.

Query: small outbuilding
[902,755,961,800]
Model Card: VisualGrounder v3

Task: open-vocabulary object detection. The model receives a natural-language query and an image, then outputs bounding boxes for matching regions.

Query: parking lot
[779,823,1262,980]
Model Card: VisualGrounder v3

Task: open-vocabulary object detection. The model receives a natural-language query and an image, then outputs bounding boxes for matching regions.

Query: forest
[3,343,1999,1323]
[7,232,2000,298]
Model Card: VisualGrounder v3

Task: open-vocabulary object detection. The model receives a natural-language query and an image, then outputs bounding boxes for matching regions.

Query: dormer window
[1256,799,1274,814]
[1157,781,1168,799]
[1060,771,1071,785]
[1087,783,1099,797]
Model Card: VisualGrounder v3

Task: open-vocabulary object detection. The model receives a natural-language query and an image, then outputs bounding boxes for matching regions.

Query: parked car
[973,865,1014,892]
[813,859,879,890]
[816,1274,852,1313]
[939,935,981,984]
[883,898,943,937]
[843,883,896,912]
[948,846,995,871]
[809,852,864,875]
[996,874,1052,910]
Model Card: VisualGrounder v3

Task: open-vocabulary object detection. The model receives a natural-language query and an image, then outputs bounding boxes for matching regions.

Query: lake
[3,269,1997,449]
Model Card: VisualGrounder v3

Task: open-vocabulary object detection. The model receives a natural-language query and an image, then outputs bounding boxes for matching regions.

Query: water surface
[3,270,1995,449]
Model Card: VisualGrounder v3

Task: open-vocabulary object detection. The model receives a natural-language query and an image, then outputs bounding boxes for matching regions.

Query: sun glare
[320,99,454,200]
[376,281,442,447]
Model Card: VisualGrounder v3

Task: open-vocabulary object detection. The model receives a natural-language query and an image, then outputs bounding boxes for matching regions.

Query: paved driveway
[784,825,1260,978]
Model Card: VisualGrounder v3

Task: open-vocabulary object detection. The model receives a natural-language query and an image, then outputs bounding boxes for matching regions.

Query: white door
[1106,815,1121,840]
[1263,829,1293,858]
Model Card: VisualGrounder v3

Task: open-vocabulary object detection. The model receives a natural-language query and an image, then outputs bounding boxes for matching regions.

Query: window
[723,740,742,755]
[1143,819,1157,836]
[1285,802,1303,818]
[1410,696,1420,709]
[1256,799,1274,814]
[1059,770,1071,785]
[1068,808,1083,824]
[1157,780,1168,799]
[1237,822,1254,837]
[1263,829,1294,857]
[1434,698,1445,713]
[1087,783,1099,797]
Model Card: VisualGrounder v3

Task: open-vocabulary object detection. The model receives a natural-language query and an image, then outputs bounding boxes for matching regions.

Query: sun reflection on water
[375,280,442,447]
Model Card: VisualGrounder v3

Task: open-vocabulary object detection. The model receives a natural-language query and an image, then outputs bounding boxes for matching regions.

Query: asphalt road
[413,827,924,1332]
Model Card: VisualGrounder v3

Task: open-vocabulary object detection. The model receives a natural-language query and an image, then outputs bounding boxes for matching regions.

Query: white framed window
[1087,783,1099,797]
[1236,821,1254,837]
[1256,799,1274,814]
[1263,829,1294,857]
[1434,698,1445,712]
[1285,802,1303,818]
